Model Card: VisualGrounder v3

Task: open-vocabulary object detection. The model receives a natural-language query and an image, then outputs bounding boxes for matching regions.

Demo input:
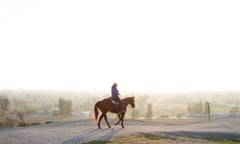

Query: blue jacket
[111,87,119,98]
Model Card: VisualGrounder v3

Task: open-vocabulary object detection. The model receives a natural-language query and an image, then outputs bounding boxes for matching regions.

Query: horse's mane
[122,96,134,102]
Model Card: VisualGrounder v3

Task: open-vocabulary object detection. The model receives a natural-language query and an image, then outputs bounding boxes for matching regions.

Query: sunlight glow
[0,0,240,92]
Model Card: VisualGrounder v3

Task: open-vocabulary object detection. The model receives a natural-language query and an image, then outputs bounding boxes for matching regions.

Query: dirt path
[0,116,239,144]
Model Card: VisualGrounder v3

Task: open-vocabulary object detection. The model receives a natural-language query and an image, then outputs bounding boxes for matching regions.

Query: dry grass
[84,134,240,144]
[84,134,218,144]
[5,117,19,127]
[133,117,208,125]
[0,115,89,127]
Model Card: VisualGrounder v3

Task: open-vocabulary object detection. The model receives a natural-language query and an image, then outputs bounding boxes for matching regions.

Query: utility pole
[206,102,211,121]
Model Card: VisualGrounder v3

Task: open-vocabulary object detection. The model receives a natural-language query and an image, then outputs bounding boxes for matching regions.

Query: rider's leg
[118,100,124,113]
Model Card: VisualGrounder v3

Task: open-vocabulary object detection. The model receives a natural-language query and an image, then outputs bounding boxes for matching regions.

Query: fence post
[207,102,211,121]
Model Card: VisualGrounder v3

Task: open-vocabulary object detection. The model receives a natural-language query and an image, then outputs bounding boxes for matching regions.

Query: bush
[159,115,169,118]
[45,121,54,124]
[18,122,32,127]
[24,103,38,115]
[176,113,185,119]
[131,109,139,119]
[230,106,239,114]
[0,121,4,127]
[31,122,41,126]
[5,117,18,127]
[146,104,152,119]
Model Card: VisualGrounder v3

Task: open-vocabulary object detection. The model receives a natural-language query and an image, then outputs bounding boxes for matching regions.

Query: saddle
[111,99,125,113]
[111,99,120,105]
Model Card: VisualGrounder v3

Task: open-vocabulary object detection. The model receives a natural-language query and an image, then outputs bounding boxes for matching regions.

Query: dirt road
[0,116,239,144]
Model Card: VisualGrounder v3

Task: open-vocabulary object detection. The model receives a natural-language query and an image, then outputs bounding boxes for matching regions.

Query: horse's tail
[93,102,100,123]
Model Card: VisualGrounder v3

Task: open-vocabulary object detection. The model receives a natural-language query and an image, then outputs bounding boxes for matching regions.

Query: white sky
[0,0,240,92]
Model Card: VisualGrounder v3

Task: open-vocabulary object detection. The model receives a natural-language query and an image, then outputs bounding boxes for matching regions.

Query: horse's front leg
[114,114,121,125]
[98,114,104,129]
[103,114,111,128]
[121,112,126,128]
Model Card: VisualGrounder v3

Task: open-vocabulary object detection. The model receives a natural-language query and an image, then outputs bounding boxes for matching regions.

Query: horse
[93,96,135,129]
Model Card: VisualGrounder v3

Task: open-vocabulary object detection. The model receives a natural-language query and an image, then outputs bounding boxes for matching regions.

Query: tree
[131,109,139,119]
[146,103,152,119]
[58,98,72,117]
[0,96,10,116]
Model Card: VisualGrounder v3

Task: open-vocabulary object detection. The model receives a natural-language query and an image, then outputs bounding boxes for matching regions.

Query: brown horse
[94,96,135,129]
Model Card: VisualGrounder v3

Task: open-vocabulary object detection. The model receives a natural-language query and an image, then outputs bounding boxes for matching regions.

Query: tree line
[0,96,10,116]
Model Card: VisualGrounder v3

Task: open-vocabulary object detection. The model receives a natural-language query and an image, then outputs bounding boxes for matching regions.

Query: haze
[1,0,240,92]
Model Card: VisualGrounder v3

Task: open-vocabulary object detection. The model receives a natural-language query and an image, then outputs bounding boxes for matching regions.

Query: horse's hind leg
[103,114,111,128]
[98,114,104,129]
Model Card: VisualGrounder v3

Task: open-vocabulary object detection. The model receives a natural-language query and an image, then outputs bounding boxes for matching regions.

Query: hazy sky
[1,0,240,92]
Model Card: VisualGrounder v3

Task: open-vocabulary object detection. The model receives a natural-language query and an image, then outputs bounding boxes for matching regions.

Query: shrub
[146,104,152,119]
[24,104,38,115]
[45,121,54,124]
[0,121,3,126]
[230,106,239,114]
[5,117,18,127]
[31,122,41,126]
[18,122,32,127]
[131,109,139,119]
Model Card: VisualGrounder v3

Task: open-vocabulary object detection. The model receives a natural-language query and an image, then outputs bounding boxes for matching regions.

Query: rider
[111,82,124,113]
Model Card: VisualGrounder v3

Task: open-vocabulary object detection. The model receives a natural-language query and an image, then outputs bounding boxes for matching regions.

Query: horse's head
[123,96,135,108]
